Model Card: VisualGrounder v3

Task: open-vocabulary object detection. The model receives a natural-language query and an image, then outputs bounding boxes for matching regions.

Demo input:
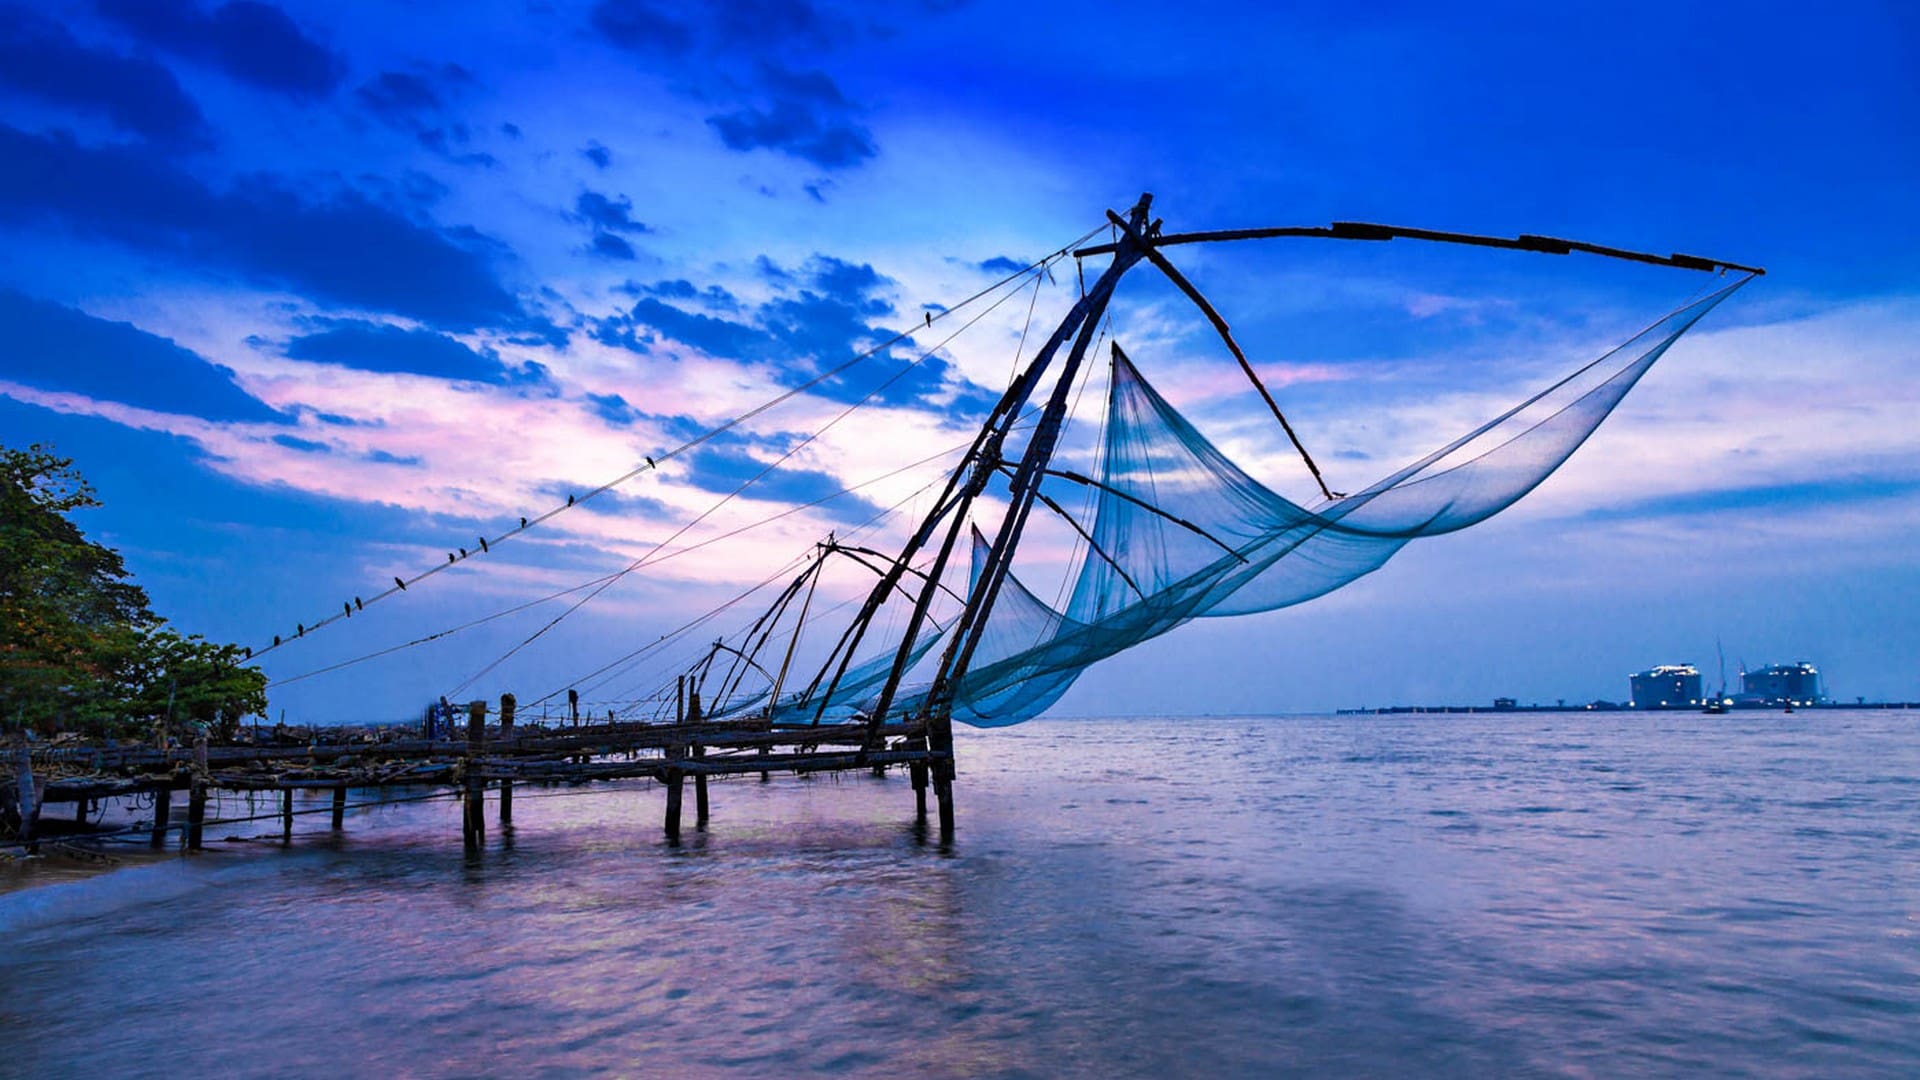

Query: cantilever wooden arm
[1074,219,1765,277]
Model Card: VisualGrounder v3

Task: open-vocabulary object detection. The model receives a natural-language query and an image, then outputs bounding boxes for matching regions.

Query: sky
[1,0,1915,722]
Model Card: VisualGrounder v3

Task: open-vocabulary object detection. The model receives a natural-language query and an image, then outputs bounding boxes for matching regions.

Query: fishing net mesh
[740,275,1749,726]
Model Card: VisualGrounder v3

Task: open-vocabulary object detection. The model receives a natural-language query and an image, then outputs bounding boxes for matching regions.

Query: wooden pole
[664,761,684,841]
[280,788,294,844]
[499,692,516,826]
[663,734,685,841]
[186,778,206,851]
[910,760,928,821]
[932,716,955,839]
[693,743,709,827]
[12,746,37,853]
[330,784,346,830]
[150,783,172,848]
[463,700,485,851]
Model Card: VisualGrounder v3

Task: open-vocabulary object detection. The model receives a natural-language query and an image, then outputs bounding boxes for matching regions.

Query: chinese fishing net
[737,273,1751,726]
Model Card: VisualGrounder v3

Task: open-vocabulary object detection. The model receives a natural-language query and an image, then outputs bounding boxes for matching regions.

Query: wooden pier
[2,696,955,854]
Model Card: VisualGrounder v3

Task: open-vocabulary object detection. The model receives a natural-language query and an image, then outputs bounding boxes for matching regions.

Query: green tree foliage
[1,444,266,737]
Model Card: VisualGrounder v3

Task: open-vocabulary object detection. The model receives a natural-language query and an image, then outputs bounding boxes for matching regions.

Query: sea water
[3,711,1916,1077]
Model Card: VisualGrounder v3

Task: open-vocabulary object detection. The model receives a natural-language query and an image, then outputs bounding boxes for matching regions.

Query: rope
[266,430,994,689]
[441,263,1057,699]
[244,223,1107,661]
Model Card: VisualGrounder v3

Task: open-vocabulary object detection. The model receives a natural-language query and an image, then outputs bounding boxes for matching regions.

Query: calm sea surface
[3,711,1917,1078]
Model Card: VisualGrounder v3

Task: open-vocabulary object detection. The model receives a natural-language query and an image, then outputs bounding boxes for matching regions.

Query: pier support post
[12,747,38,853]
[331,784,346,831]
[664,771,683,840]
[499,693,516,826]
[664,741,684,841]
[693,743,708,827]
[463,700,486,851]
[186,779,206,851]
[759,744,770,782]
[150,784,171,848]
[910,760,928,821]
[280,788,293,844]
[931,716,955,839]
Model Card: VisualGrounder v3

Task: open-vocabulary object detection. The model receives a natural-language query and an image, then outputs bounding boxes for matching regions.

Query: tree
[1,443,266,737]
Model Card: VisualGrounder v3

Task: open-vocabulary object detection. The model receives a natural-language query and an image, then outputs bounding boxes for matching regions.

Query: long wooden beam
[1072,221,1765,276]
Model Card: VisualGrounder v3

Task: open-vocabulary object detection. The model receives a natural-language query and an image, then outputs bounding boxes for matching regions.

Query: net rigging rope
[244,223,1107,662]
[266,423,1019,690]
[538,417,1036,714]
[441,262,1063,700]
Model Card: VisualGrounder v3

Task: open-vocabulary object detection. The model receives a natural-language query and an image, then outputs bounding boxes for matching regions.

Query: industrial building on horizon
[1628,664,1704,708]
[1628,660,1826,709]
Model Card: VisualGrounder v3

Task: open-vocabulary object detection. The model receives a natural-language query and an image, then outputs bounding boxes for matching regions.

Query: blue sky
[2,0,1915,720]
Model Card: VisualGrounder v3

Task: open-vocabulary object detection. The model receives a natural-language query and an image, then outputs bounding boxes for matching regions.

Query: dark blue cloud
[357,70,445,118]
[706,62,873,169]
[585,392,639,425]
[271,433,329,454]
[682,443,883,525]
[588,5,876,170]
[978,255,1024,275]
[1582,479,1920,523]
[807,255,888,301]
[0,288,284,423]
[602,254,900,368]
[576,192,650,234]
[581,141,612,168]
[534,480,675,525]
[754,255,793,284]
[94,0,343,99]
[618,278,741,311]
[593,251,992,415]
[591,232,637,260]
[284,320,504,382]
[589,1,694,55]
[0,6,210,147]
[601,297,776,358]
[356,65,493,166]
[0,124,530,331]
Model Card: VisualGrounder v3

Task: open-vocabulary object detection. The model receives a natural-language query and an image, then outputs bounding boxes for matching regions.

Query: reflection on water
[4,711,1918,1077]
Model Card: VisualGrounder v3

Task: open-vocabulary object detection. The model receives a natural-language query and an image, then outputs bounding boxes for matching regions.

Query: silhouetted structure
[1739,662,1825,707]
[1629,664,1703,708]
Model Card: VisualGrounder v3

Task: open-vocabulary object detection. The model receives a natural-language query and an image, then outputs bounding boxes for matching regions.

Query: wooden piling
[150,784,172,848]
[498,692,516,826]
[462,699,485,851]
[910,761,928,820]
[280,788,294,843]
[330,784,346,831]
[13,746,38,853]
[664,772,684,840]
[931,716,955,839]
[664,740,684,840]
[186,779,206,851]
[693,743,709,827]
